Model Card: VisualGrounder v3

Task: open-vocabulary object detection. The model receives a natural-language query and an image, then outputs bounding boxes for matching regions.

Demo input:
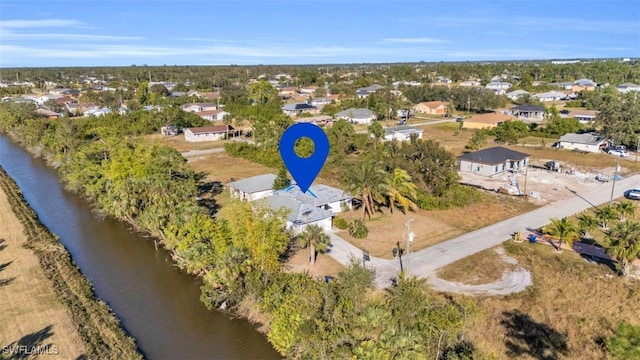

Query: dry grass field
[0,186,86,359]
[465,242,640,359]
[146,133,229,152]
[437,247,517,285]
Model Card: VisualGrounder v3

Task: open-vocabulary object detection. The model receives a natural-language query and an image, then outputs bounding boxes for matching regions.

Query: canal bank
[0,134,280,359]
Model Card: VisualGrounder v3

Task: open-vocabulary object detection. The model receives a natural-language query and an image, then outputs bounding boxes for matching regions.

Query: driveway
[325,174,640,288]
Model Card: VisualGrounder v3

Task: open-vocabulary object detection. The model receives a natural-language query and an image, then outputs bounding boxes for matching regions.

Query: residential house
[201,92,221,101]
[263,195,333,233]
[462,112,515,129]
[275,184,353,214]
[556,133,606,153]
[486,82,512,93]
[282,103,319,117]
[532,91,566,102]
[49,88,70,95]
[551,82,574,90]
[195,109,230,121]
[383,126,423,141]
[299,86,318,95]
[566,109,599,124]
[228,173,280,201]
[182,102,218,112]
[35,108,59,119]
[335,108,377,124]
[356,84,382,99]
[392,80,421,88]
[616,83,640,94]
[294,115,333,127]
[413,101,449,116]
[184,125,234,142]
[457,146,530,177]
[508,104,545,122]
[506,89,529,101]
[459,80,482,87]
[309,97,333,107]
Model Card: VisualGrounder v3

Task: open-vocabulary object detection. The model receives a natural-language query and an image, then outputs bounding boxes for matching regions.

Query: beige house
[462,112,515,129]
[413,101,449,116]
[184,125,233,142]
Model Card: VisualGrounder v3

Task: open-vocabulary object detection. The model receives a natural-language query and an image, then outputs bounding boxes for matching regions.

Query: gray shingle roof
[263,195,333,224]
[335,107,375,119]
[275,184,352,208]
[511,104,544,112]
[227,174,277,194]
[558,133,604,146]
[457,146,529,165]
[282,103,317,111]
[384,126,422,136]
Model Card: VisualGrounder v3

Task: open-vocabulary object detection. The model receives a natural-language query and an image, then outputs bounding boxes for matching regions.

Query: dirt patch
[437,247,518,285]
[187,152,275,184]
[284,248,345,278]
[146,133,230,152]
[0,184,86,358]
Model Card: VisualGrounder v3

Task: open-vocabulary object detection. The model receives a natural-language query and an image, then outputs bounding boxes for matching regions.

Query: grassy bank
[0,166,142,360]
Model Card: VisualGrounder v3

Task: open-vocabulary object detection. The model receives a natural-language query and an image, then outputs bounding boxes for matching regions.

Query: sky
[0,0,638,67]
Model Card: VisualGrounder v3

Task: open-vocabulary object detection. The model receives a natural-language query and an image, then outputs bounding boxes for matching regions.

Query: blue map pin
[279,123,329,193]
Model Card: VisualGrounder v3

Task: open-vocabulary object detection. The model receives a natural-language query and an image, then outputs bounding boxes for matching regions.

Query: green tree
[492,120,529,144]
[248,80,277,104]
[544,105,582,136]
[368,121,384,150]
[344,161,389,220]
[596,205,619,230]
[465,129,487,151]
[385,168,418,214]
[544,217,580,252]
[273,166,291,190]
[606,220,640,277]
[136,81,149,104]
[614,201,636,221]
[298,224,331,265]
[606,321,640,359]
[577,214,599,239]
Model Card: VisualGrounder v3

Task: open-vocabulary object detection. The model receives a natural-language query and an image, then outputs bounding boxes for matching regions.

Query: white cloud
[0,31,142,41]
[0,19,83,29]
[383,37,446,44]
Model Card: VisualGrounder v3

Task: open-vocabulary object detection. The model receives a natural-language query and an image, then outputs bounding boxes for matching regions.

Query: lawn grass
[146,133,229,152]
[467,241,640,359]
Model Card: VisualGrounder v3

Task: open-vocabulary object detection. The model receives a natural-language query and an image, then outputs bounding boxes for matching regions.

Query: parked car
[624,189,640,200]
[608,149,629,157]
[596,174,610,182]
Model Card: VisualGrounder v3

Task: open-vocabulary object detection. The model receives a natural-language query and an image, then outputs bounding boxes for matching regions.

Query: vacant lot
[465,242,640,359]
[147,133,229,152]
[0,186,86,359]
[336,192,537,259]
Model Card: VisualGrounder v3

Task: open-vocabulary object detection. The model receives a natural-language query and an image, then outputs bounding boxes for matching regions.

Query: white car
[608,149,629,157]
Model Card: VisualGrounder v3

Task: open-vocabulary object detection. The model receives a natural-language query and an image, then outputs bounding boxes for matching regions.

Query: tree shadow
[0,277,15,288]
[0,261,12,273]
[0,238,6,252]
[3,325,54,360]
[501,310,568,360]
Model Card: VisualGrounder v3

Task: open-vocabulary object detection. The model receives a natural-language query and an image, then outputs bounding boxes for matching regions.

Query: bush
[333,217,348,230]
[348,219,368,239]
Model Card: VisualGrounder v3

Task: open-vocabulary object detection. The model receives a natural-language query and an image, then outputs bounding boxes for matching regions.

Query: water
[0,135,280,360]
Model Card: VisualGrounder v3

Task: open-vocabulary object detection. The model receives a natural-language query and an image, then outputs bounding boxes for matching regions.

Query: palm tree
[596,206,619,230]
[606,220,640,277]
[544,217,580,252]
[577,214,599,239]
[614,201,636,221]
[345,161,389,220]
[385,168,418,214]
[299,225,331,265]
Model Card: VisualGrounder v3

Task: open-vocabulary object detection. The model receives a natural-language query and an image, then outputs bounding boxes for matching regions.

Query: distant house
[294,115,333,127]
[556,133,606,153]
[228,174,279,201]
[35,108,59,119]
[282,103,319,116]
[486,82,512,93]
[508,104,545,122]
[532,91,566,102]
[195,109,230,121]
[462,112,515,129]
[299,86,318,95]
[383,126,423,142]
[201,92,221,101]
[309,97,333,107]
[616,83,640,94]
[184,125,233,142]
[506,89,530,101]
[457,146,530,177]
[335,108,377,124]
[566,109,599,124]
[413,101,449,116]
[459,80,482,87]
[356,84,382,99]
[182,102,218,112]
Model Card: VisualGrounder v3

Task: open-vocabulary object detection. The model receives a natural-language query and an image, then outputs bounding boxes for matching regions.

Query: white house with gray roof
[274,184,353,214]
[335,107,377,124]
[228,173,282,201]
[262,195,333,233]
[557,133,606,153]
[383,126,423,142]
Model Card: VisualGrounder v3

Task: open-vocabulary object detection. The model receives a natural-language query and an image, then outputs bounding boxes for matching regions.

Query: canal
[0,135,280,359]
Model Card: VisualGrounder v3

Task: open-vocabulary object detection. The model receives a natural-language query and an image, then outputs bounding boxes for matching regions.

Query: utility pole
[523,162,529,199]
[609,156,621,207]
[636,135,639,163]
[405,219,415,273]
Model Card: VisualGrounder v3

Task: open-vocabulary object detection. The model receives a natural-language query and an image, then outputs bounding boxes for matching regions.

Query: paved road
[325,174,640,287]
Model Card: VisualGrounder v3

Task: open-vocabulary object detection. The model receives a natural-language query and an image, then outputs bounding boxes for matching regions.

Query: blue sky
[0,0,638,67]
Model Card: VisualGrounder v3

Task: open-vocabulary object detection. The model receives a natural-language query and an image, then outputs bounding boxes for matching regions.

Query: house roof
[532,91,566,99]
[558,132,604,145]
[507,90,529,96]
[263,195,333,225]
[35,108,58,116]
[568,109,599,117]
[384,126,422,136]
[457,146,530,165]
[574,79,596,86]
[417,101,448,109]
[227,173,278,194]
[511,104,544,112]
[465,112,515,124]
[294,115,332,123]
[182,102,217,109]
[275,184,352,208]
[335,107,376,119]
[195,110,224,116]
[187,125,233,134]
[282,103,317,111]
